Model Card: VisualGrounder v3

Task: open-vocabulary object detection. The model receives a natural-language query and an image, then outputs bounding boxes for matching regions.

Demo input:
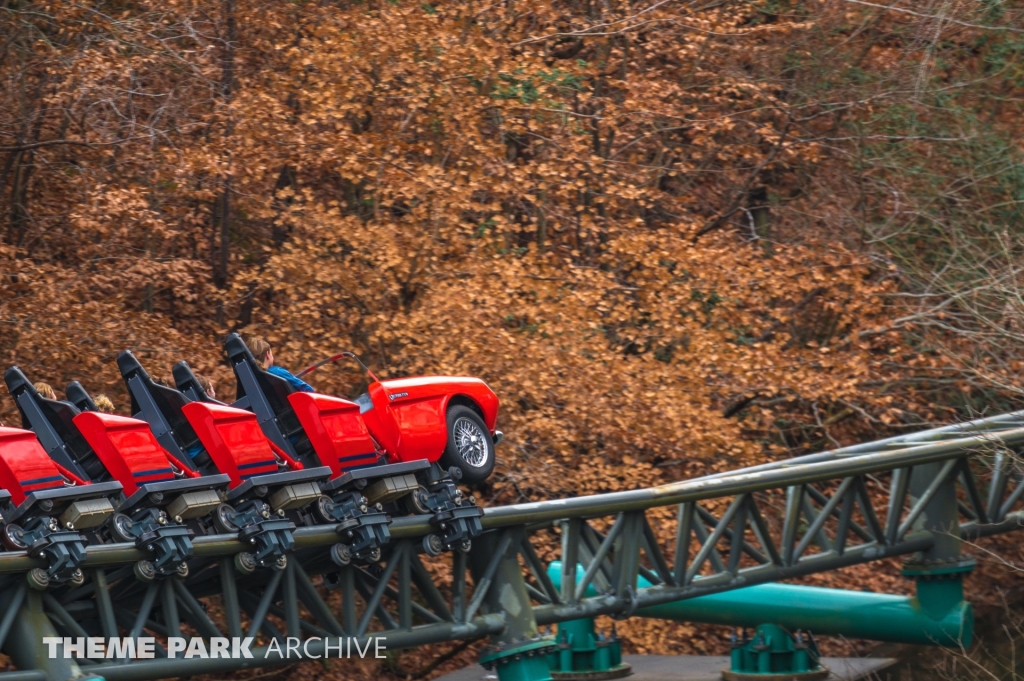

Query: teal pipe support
[544,615,629,678]
[548,562,972,647]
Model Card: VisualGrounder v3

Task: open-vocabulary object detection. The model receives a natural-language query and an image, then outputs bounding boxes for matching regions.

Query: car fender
[439,388,499,432]
[377,377,499,462]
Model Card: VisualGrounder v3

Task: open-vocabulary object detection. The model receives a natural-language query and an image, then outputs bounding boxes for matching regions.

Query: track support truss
[2,414,1024,681]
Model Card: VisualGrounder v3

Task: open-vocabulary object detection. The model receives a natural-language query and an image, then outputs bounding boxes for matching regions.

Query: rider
[194,373,217,400]
[244,336,314,393]
[34,382,56,399]
[94,394,116,413]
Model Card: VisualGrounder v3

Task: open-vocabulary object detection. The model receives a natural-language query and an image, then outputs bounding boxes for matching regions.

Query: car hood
[379,376,490,391]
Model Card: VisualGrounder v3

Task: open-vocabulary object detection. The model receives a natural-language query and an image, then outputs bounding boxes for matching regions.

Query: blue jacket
[268,365,315,393]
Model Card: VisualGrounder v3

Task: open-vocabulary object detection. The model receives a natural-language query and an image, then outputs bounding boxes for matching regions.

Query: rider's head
[94,394,115,413]
[195,373,216,399]
[245,336,274,369]
[34,382,56,400]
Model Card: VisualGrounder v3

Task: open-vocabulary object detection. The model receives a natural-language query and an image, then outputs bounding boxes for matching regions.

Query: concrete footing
[438,655,897,681]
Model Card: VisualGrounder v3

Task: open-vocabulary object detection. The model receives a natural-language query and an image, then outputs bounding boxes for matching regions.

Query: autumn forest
[3,0,1024,675]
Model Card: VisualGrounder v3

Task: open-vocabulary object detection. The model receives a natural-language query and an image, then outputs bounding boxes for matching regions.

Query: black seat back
[117,350,208,473]
[172,360,225,405]
[3,367,103,482]
[66,381,98,413]
[224,333,316,466]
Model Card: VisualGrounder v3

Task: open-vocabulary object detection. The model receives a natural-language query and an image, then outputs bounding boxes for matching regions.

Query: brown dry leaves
[4,0,1023,676]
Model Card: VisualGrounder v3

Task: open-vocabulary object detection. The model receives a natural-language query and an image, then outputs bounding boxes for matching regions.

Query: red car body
[225,335,501,479]
[286,374,499,475]
[363,376,499,464]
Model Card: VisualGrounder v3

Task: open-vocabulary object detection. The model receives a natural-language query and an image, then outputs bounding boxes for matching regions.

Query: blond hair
[34,382,56,399]
[195,373,213,394]
[245,336,272,368]
[94,394,115,413]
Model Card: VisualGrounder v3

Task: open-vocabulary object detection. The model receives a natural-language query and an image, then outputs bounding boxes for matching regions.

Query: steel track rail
[694,408,1024,481]
[0,426,1019,573]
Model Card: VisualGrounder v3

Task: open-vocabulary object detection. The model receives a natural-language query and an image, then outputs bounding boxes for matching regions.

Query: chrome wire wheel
[453,416,488,468]
[442,405,496,485]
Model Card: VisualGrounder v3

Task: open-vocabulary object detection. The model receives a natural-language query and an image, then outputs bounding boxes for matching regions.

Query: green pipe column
[904,559,975,622]
[543,616,630,680]
[471,532,555,681]
[548,562,973,647]
[723,623,828,680]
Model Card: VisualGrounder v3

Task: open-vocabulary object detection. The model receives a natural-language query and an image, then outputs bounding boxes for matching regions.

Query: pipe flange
[902,555,976,579]
[479,637,556,669]
[551,663,633,681]
[722,669,830,681]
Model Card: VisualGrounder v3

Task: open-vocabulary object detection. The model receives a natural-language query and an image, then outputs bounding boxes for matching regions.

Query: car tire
[440,405,495,485]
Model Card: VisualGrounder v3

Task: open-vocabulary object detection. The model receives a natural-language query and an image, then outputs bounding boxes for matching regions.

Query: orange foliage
[3,0,1023,676]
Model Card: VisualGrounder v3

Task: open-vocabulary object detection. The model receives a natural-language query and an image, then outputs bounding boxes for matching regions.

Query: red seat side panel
[0,427,66,506]
[73,412,178,496]
[288,392,379,477]
[181,402,278,488]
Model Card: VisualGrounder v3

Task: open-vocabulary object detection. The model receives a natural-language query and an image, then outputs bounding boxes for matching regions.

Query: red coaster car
[217,334,499,556]
[0,425,122,589]
[224,334,502,485]
[4,368,233,580]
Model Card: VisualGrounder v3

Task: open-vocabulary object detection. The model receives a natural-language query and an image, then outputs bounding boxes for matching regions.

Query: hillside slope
[2,0,1024,674]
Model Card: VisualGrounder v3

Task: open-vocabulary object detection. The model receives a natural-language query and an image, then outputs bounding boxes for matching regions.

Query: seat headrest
[117,350,150,381]
[3,366,81,425]
[65,381,98,412]
[173,360,224,405]
[3,365,95,482]
[224,332,258,365]
[5,365,82,421]
[3,365,32,396]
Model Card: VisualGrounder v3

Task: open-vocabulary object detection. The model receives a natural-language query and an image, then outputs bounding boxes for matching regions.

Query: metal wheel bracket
[19,516,89,585]
[328,490,393,557]
[124,507,196,577]
[135,524,195,576]
[235,508,296,568]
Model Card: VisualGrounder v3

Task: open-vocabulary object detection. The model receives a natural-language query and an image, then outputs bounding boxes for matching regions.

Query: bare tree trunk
[7,107,44,249]
[271,164,295,247]
[214,0,236,295]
